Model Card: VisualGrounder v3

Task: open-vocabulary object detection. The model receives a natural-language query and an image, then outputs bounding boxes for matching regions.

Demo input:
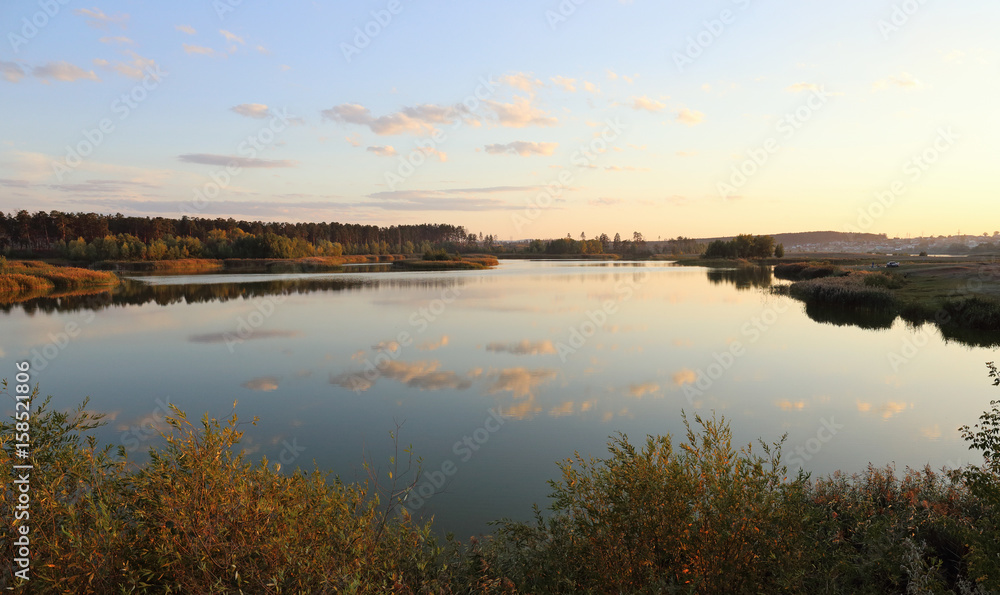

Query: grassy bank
[776,260,1000,336]
[497,253,620,260]
[0,259,119,298]
[94,254,410,274]
[3,371,1000,593]
[392,254,499,270]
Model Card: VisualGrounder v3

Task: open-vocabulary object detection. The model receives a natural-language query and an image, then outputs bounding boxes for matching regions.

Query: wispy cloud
[178,154,297,168]
[418,336,449,351]
[786,82,821,93]
[74,7,129,29]
[322,103,468,136]
[220,29,245,44]
[486,340,557,355]
[230,103,271,119]
[364,187,541,212]
[0,61,26,83]
[484,141,558,157]
[631,95,666,112]
[672,369,697,386]
[550,75,577,92]
[675,107,705,126]
[98,36,133,45]
[366,145,397,157]
[33,62,100,82]
[484,96,558,128]
[93,50,159,80]
[175,24,196,35]
[183,44,216,56]
[243,377,280,391]
[502,72,544,94]
[873,72,923,91]
[628,382,660,398]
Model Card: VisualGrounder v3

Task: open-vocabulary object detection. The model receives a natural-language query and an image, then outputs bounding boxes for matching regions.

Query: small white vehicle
[886,261,900,268]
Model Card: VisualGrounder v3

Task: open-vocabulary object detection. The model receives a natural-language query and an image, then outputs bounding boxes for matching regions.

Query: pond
[1,260,994,538]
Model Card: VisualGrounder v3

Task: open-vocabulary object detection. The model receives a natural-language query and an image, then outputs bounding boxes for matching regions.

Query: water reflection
[0,276,464,315]
[803,302,897,330]
[705,266,774,291]
[3,260,997,540]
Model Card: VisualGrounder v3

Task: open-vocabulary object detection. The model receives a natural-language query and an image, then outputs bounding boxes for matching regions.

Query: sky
[0,0,997,240]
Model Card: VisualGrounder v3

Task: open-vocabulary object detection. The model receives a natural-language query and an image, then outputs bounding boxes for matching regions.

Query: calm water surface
[1,260,995,537]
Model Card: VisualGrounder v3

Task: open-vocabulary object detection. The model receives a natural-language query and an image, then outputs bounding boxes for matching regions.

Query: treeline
[704,234,784,259]
[0,210,467,254]
[521,232,697,257]
[57,230,397,261]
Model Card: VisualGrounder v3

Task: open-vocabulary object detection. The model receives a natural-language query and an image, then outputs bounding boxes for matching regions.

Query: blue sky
[1,0,997,239]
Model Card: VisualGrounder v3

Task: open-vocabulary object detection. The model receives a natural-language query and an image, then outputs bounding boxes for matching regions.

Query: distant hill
[696,231,887,245]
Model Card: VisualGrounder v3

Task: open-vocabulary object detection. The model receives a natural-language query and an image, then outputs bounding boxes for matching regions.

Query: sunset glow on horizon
[1,1,997,239]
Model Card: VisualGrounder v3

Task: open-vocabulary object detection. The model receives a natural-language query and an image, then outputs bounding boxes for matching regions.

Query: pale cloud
[486,340,558,355]
[99,36,133,45]
[484,141,558,157]
[418,336,449,351]
[588,198,623,207]
[672,368,697,386]
[96,50,159,80]
[631,95,666,112]
[367,145,397,157]
[549,401,575,417]
[776,400,805,411]
[675,107,705,126]
[606,69,619,80]
[323,103,469,136]
[628,382,660,398]
[786,82,821,93]
[256,45,270,54]
[178,154,297,168]
[502,72,544,93]
[503,396,543,420]
[418,146,448,162]
[243,377,280,392]
[921,425,942,440]
[485,367,558,399]
[330,360,471,392]
[857,400,911,419]
[33,62,100,82]
[873,72,922,91]
[363,187,531,212]
[74,7,128,29]
[550,75,577,92]
[189,330,301,344]
[372,340,401,352]
[484,96,558,128]
[175,24,196,35]
[220,29,245,44]
[878,402,910,419]
[230,103,271,119]
[0,62,26,83]
[583,81,599,94]
[183,44,216,56]
[605,165,649,172]
[345,133,362,147]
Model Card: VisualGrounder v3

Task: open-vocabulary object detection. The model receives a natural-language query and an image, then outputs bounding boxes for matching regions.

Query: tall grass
[3,377,999,593]
[788,274,897,309]
[774,262,842,280]
[0,260,118,297]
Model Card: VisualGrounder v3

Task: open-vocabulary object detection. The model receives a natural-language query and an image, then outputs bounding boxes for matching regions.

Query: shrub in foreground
[3,371,1000,593]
